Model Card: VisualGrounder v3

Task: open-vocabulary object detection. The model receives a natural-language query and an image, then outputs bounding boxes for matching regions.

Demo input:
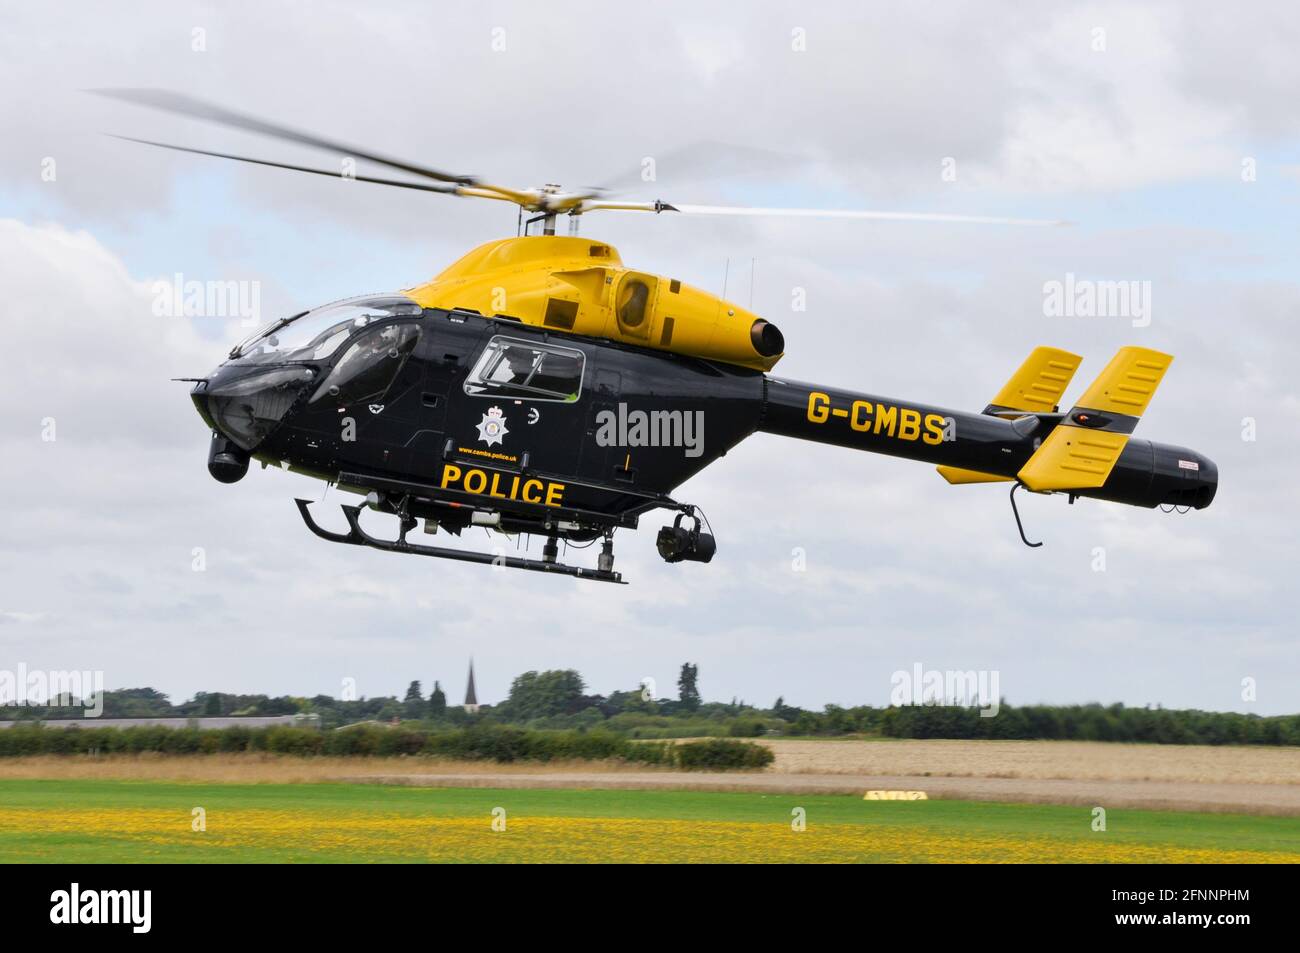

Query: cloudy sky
[1,1,1297,714]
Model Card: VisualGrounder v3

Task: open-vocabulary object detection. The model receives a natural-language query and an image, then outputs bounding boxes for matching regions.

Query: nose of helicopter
[190,365,317,482]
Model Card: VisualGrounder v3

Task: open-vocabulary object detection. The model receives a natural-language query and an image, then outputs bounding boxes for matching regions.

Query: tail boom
[758,376,1216,510]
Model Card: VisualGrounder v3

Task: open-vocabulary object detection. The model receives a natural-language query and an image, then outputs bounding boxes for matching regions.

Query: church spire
[463,658,479,713]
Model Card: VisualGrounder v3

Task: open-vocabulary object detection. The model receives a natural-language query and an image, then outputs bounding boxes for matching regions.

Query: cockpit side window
[464,336,585,402]
[309,322,421,406]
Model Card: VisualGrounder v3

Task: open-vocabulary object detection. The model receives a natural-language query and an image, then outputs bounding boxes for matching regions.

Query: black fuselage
[191,307,1217,542]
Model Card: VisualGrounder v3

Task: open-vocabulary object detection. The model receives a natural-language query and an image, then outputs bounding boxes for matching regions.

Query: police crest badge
[475,406,509,447]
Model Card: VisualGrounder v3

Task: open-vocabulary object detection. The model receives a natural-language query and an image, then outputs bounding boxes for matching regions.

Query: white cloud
[1,2,1298,714]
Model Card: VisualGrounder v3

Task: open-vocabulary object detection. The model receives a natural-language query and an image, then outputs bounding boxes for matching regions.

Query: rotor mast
[525,185,566,236]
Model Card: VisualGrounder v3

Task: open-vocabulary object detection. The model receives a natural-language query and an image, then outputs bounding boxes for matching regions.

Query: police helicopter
[102,90,1218,584]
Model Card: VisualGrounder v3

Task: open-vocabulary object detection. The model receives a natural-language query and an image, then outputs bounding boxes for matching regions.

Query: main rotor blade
[664,204,1069,226]
[93,87,478,187]
[594,140,814,194]
[576,199,678,214]
[108,135,463,194]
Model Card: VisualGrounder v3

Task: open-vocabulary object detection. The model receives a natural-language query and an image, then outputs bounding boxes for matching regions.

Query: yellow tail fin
[936,346,1080,486]
[985,346,1082,414]
[1016,429,1130,491]
[1069,346,1173,417]
[1017,347,1173,492]
[936,466,1013,485]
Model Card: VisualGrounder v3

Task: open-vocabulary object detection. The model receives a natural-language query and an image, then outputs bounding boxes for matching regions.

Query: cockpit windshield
[231,295,423,364]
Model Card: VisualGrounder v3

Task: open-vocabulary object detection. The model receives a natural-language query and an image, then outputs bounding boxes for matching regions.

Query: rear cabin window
[464,336,585,402]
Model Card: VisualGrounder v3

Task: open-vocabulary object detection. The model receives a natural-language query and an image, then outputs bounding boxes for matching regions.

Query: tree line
[0,722,774,769]
[4,666,1299,746]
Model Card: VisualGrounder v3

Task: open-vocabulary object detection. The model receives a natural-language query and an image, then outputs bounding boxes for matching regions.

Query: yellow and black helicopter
[104,90,1217,583]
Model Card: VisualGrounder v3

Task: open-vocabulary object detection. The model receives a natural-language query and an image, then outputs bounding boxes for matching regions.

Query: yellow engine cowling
[403,236,784,371]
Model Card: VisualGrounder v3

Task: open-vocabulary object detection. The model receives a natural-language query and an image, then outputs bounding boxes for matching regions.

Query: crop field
[2,779,1299,863]
[5,738,1296,785]
[759,738,1300,784]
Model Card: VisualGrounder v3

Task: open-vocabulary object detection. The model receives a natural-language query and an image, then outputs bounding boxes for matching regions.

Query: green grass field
[2,779,1298,863]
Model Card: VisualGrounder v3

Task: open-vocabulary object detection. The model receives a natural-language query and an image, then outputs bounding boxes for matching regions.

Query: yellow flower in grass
[0,808,1294,864]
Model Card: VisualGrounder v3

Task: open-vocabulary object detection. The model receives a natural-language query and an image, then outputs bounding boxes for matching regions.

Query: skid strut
[1008,482,1043,548]
[294,499,625,583]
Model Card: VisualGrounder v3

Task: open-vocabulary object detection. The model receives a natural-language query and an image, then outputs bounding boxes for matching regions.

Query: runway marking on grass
[864,790,928,800]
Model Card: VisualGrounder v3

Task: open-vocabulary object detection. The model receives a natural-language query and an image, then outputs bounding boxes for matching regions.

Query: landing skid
[294,499,625,584]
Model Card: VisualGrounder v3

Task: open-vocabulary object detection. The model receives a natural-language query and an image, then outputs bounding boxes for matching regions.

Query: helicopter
[102,90,1218,584]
